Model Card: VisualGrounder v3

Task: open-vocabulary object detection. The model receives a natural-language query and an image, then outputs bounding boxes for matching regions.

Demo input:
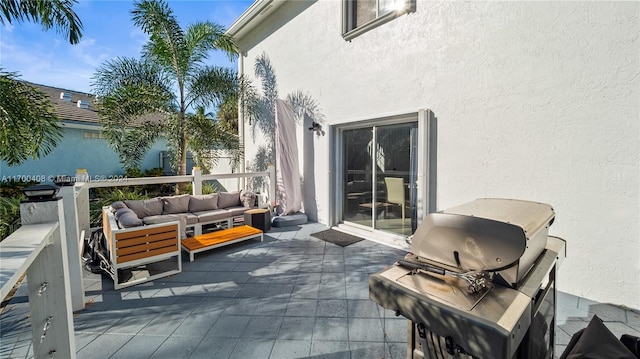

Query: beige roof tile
[26,82,100,124]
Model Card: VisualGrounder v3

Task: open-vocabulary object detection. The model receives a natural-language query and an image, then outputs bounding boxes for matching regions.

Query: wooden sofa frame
[102,207,182,290]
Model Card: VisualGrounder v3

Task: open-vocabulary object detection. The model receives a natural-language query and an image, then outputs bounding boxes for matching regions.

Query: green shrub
[182,181,220,195]
[0,180,36,241]
[202,181,221,194]
[0,197,22,241]
[144,167,164,177]
[89,187,148,227]
[124,167,143,178]
[0,179,38,198]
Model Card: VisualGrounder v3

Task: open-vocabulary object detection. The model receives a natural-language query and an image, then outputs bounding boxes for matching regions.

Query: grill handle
[397,259,446,276]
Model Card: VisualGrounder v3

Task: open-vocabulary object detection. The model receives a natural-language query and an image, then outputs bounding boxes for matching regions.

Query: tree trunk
[179,139,187,176]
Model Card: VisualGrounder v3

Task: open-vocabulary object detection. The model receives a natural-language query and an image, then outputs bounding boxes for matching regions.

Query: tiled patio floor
[2,222,639,358]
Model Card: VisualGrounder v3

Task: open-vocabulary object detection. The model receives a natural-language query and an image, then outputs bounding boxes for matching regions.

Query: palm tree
[0,70,64,166]
[0,0,83,44]
[0,0,83,167]
[93,0,241,176]
[188,106,241,172]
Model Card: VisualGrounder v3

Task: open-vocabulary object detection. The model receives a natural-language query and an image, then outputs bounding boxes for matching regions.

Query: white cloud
[128,27,148,55]
[210,2,250,27]
[0,35,95,92]
[0,38,55,77]
[38,68,95,93]
[71,37,110,67]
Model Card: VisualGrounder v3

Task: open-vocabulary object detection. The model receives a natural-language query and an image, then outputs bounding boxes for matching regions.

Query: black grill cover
[560,315,637,359]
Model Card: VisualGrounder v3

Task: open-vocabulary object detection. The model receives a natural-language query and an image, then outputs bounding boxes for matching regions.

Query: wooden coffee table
[181,225,263,261]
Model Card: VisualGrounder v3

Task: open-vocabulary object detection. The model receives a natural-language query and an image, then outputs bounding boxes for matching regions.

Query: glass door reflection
[374,123,417,236]
[341,122,417,236]
[343,127,374,228]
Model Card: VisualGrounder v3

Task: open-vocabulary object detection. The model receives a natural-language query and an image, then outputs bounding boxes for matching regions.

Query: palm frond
[237,75,259,125]
[247,145,272,191]
[286,90,325,124]
[132,0,188,81]
[254,52,278,102]
[251,53,278,148]
[92,57,173,99]
[185,21,237,66]
[98,85,173,122]
[118,122,162,172]
[0,0,83,44]
[0,70,63,166]
[185,111,239,172]
[186,65,237,110]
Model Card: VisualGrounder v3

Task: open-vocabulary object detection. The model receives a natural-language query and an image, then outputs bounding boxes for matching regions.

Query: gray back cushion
[217,191,241,209]
[110,201,127,212]
[162,194,190,214]
[189,194,218,212]
[115,208,143,228]
[124,198,163,218]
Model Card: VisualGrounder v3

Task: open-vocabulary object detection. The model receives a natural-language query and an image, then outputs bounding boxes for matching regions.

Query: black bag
[82,228,110,275]
[621,334,640,358]
[560,315,637,359]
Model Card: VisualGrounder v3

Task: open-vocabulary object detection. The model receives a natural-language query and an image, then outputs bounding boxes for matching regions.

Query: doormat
[311,229,364,247]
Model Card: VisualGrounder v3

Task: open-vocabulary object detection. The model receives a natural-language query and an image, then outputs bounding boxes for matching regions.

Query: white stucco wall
[235,1,640,308]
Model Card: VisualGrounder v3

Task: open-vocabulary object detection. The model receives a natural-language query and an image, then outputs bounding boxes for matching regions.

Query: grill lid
[411,198,554,272]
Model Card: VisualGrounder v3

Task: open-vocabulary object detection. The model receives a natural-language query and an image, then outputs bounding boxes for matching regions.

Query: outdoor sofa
[101,190,258,289]
[107,190,259,236]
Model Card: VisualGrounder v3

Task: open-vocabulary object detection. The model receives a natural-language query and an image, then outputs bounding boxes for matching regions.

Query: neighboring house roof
[226,0,286,39]
[27,82,100,125]
[26,81,165,127]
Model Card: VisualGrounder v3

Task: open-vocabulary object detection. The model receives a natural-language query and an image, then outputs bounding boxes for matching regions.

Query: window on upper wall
[342,0,415,40]
[84,131,104,139]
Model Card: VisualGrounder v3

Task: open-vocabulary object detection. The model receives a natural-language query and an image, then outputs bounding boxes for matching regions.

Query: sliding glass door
[341,122,418,236]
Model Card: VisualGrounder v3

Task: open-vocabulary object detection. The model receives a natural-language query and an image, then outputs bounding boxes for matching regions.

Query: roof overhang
[225,0,287,41]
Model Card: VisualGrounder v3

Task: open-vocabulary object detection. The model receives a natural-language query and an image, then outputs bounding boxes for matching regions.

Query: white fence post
[59,185,85,311]
[75,169,91,236]
[192,167,202,195]
[20,197,76,359]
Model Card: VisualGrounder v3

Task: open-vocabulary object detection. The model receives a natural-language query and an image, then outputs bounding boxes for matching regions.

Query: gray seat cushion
[185,213,198,225]
[143,214,187,239]
[193,209,232,223]
[143,214,183,225]
[225,206,248,217]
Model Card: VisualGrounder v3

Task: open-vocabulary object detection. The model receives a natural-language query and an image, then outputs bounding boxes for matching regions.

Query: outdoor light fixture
[308,121,322,132]
[21,184,60,202]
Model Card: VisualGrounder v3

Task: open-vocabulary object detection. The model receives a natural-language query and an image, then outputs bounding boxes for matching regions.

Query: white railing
[0,167,275,359]
[0,199,76,359]
[76,166,276,234]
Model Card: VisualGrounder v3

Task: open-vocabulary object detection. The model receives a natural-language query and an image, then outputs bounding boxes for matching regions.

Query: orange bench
[181,225,263,261]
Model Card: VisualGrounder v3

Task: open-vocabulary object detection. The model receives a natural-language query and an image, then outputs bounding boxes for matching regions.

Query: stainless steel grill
[369,198,566,359]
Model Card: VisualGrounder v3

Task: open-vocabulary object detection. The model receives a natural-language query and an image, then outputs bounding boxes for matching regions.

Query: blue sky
[0,0,254,94]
